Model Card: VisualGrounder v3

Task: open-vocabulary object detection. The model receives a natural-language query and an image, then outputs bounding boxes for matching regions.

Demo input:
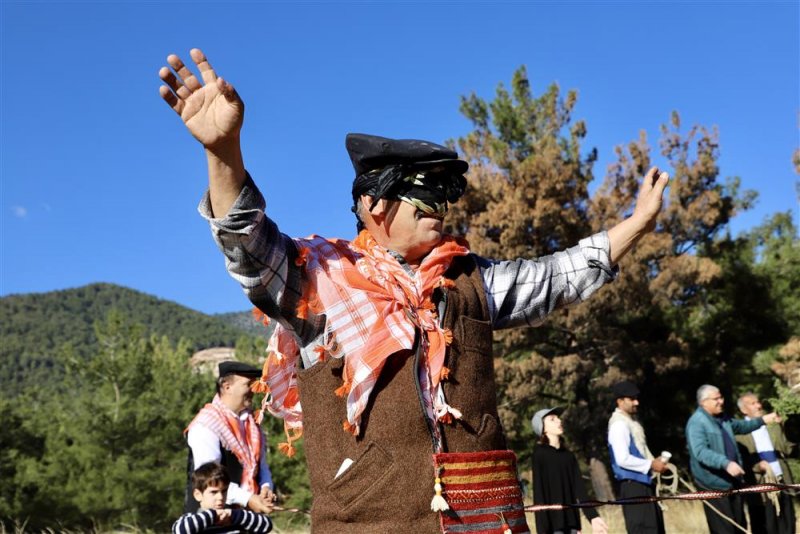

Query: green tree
[7,311,212,530]
[446,65,761,471]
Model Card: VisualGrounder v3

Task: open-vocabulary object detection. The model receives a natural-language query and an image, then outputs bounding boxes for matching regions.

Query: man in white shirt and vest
[185,361,275,514]
[607,380,668,534]
[736,392,796,534]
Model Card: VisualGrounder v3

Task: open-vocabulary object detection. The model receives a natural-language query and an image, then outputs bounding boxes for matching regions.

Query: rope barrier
[266,480,799,526]
[523,482,800,513]
[271,505,311,515]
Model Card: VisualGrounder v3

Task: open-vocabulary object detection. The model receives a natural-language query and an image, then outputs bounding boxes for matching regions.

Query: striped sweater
[172,508,272,534]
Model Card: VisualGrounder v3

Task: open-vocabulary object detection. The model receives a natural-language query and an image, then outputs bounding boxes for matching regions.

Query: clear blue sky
[2,1,798,314]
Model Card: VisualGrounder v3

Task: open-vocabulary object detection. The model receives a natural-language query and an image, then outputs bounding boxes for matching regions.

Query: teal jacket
[685,408,764,490]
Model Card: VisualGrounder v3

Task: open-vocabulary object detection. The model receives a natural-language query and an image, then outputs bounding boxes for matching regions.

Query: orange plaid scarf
[187,394,263,493]
[254,230,470,455]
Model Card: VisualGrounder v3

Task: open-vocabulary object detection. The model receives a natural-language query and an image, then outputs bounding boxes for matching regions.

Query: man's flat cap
[218,361,261,379]
[612,380,640,399]
[346,133,468,176]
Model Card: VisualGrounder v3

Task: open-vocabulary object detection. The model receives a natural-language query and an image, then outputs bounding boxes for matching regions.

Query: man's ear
[193,488,203,503]
[361,195,385,217]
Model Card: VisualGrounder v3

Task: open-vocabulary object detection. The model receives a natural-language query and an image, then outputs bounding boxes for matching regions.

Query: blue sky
[2,1,798,314]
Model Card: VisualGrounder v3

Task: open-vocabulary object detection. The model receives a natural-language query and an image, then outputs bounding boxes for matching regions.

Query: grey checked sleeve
[198,175,324,343]
[478,232,617,330]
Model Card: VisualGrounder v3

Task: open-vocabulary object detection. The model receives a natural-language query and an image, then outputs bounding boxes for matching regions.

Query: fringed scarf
[187,394,263,493]
[253,230,470,455]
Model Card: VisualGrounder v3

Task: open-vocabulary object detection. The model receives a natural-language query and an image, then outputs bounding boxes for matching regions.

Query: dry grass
[570,498,800,534]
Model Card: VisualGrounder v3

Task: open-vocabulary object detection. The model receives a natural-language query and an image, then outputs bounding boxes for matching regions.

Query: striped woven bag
[432,450,530,533]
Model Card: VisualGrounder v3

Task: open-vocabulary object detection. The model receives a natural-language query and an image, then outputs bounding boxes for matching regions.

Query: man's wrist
[625,212,652,234]
[204,135,242,156]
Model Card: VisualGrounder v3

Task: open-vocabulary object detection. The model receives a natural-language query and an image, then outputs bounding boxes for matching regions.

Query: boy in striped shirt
[173,462,272,534]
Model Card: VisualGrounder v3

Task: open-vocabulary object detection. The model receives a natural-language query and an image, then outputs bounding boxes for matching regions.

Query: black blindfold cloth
[351,165,467,215]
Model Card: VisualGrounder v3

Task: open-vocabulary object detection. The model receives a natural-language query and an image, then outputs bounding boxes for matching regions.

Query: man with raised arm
[159,48,669,533]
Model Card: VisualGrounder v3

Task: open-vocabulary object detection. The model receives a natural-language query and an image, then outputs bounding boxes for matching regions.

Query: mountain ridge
[0,282,261,395]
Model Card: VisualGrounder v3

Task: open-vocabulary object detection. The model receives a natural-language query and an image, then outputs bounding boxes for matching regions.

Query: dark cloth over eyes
[351,165,466,229]
[351,165,465,209]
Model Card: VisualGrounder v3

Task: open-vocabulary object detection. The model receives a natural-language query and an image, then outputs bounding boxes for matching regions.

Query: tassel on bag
[497,512,511,534]
[430,468,449,512]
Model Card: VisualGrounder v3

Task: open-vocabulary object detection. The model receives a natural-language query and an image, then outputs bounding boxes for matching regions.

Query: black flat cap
[218,361,261,379]
[612,380,640,399]
[346,133,468,177]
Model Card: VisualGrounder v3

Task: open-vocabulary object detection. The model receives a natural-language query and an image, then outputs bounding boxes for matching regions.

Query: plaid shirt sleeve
[197,175,324,344]
[477,232,617,330]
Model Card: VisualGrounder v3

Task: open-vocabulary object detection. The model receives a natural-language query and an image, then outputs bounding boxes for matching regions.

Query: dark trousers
[747,491,796,534]
[618,479,665,534]
[703,493,746,534]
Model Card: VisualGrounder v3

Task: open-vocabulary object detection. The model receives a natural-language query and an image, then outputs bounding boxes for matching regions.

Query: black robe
[532,442,599,534]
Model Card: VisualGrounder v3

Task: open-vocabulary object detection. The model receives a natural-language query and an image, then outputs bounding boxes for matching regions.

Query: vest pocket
[458,316,492,354]
[327,441,394,513]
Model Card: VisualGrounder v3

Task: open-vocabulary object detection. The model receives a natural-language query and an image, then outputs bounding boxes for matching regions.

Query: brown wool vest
[296,255,507,533]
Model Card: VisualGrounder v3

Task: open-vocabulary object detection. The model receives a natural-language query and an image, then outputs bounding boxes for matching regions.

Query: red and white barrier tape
[524,482,800,512]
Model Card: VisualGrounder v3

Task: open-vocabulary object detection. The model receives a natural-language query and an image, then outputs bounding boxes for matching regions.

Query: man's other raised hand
[631,166,670,233]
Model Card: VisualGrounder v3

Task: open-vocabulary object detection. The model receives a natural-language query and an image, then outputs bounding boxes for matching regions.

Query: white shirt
[746,417,783,477]
[608,418,652,475]
[187,410,274,507]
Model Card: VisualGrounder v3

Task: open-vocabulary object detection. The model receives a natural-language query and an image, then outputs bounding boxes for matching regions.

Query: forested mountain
[215,309,269,335]
[0,283,259,395]
[0,284,302,532]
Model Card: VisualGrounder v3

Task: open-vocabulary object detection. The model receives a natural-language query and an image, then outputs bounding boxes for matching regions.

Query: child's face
[193,482,228,510]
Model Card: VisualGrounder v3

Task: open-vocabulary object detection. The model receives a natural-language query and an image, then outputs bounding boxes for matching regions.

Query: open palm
[159,49,243,148]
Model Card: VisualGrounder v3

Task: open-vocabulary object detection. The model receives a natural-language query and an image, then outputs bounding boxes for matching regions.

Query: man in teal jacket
[686,384,782,534]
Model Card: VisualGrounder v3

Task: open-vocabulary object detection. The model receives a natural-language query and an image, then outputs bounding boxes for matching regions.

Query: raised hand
[607,166,670,264]
[631,166,670,232]
[159,49,244,149]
